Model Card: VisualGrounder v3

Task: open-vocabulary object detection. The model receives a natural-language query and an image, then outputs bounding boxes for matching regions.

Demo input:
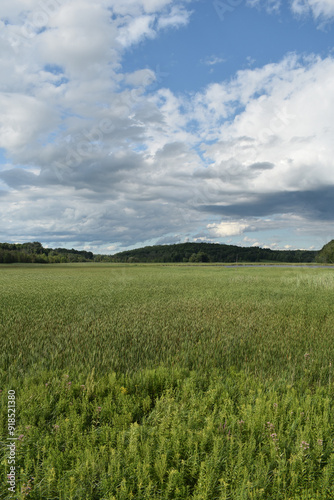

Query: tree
[189,252,209,263]
[316,240,334,263]
[189,253,198,263]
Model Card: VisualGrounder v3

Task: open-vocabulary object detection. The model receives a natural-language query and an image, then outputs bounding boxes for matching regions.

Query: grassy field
[1,263,334,499]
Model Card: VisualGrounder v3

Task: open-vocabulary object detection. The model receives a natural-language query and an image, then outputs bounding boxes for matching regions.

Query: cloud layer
[0,0,334,251]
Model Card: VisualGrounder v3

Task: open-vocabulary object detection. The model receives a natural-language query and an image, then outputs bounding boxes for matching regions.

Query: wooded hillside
[111,242,317,263]
[0,240,324,264]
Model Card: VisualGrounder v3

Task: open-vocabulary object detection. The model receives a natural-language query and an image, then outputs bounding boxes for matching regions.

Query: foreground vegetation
[1,264,334,499]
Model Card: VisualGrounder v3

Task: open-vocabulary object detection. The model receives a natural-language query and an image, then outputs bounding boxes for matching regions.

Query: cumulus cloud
[0,93,59,151]
[157,5,192,29]
[190,53,334,193]
[117,15,156,47]
[207,221,250,237]
[291,0,334,21]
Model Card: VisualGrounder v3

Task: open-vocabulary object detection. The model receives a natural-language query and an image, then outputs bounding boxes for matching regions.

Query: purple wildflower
[300,441,309,450]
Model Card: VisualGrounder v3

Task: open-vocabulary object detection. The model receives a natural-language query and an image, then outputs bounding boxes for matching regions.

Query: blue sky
[0,0,334,253]
[122,1,332,94]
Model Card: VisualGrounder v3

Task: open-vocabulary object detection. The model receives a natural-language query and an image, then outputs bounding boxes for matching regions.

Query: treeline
[0,240,328,265]
[0,242,94,264]
[316,239,334,264]
[112,242,317,263]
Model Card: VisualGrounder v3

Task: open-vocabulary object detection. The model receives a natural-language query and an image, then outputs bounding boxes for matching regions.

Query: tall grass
[1,264,334,498]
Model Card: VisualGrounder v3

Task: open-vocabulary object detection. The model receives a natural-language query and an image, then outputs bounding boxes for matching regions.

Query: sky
[0,0,334,254]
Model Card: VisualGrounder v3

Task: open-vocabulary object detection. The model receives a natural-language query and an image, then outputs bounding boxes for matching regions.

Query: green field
[1,264,334,499]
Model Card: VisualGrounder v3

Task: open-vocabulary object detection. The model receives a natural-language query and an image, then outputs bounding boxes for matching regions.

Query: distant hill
[0,240,320,264]
[111,242,317,264]
[316,240,334,264]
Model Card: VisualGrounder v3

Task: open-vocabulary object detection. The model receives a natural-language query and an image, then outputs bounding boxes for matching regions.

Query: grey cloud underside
[199,186,334,220]
[0,154,144,191]
[0,168,37,188]
[0,186,202,248]
[249,162,275,170]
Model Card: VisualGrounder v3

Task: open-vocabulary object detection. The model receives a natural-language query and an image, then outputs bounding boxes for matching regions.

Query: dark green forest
[0,242,94,264]
[111,242,318,263]
[0,240,329,264]
[315,239,334,264]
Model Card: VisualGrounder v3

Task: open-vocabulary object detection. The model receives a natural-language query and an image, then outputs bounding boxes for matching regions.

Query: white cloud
[157,5,192,29]
[109,0,173,16]
[291,0,334,21]
[123,69,156,87]
[191,53,334,193]
[201,55,226,66]
[247,0,281,14]
[249,0,334,22]
[207,221,250,237]
[0,93,59,151]
[117,15,156,47]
